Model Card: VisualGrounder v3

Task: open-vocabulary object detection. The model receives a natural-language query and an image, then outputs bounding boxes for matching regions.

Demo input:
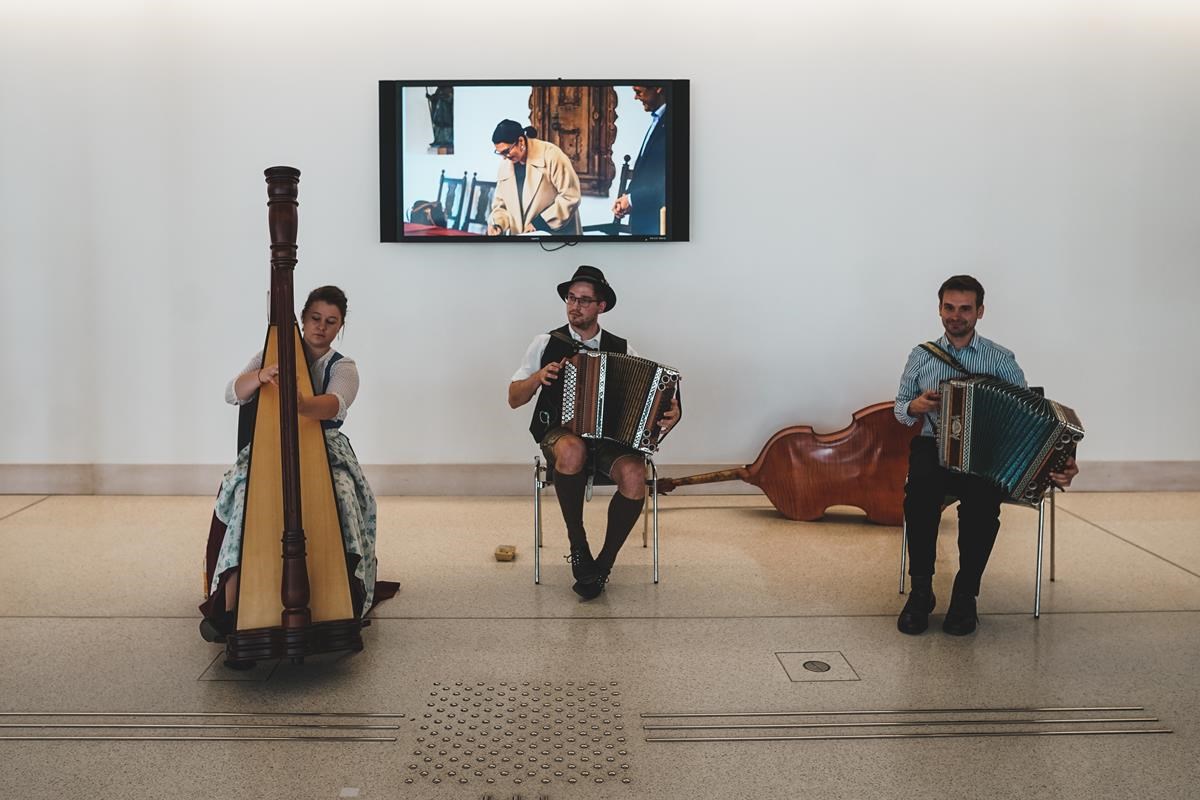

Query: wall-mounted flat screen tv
[379,80,689,242]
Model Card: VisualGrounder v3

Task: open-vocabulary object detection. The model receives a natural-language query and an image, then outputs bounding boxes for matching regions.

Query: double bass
[223,167,362,662]
[657,402,920,526]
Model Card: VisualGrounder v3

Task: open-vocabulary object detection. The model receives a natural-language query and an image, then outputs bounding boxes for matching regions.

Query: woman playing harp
[200,285,380,644]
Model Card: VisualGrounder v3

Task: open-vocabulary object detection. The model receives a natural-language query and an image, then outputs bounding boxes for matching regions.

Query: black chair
[436,170,468,230]
[460,172,497,233]
[582,155,634,235]
[533,454,661,585]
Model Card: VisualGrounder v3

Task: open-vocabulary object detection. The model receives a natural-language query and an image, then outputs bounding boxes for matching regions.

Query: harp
[224,166,363,663]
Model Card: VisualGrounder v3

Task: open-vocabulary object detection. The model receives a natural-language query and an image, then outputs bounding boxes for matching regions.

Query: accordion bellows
[937,376,1084,506]
[561,351,681,453]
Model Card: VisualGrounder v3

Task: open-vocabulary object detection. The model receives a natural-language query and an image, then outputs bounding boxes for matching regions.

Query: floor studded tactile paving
[404,681,632,789]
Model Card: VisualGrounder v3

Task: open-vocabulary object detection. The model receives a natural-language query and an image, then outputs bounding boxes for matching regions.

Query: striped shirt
[894,333,1026,438]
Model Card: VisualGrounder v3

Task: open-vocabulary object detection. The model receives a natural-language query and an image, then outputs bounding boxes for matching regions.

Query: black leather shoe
[573,574,604,600]
[566,546,596,581]
[591,551,616,595]
[567,546,603,598]
[942,593,978,635]
[199,610,235,644]
[897,589,936,635]
[199,618,227,643]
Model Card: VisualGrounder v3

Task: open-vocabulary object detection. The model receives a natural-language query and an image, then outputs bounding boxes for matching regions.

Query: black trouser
[903,436,1006,596]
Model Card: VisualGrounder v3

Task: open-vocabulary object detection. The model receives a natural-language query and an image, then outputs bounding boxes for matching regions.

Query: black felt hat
[556,265,616,311]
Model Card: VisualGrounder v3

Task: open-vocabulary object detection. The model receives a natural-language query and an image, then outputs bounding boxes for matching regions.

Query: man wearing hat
[509,266,680,599]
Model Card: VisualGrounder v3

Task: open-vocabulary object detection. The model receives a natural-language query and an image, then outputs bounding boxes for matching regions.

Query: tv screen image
[379,80,689,243]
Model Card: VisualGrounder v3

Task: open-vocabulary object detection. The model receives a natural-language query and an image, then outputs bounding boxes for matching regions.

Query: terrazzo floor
[0,491,1197,799]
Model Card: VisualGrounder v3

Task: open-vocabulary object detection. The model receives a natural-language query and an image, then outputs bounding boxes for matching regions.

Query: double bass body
[658,402,920,526]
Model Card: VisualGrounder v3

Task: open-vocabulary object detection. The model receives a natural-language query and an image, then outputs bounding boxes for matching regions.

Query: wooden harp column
[225,166,363,663]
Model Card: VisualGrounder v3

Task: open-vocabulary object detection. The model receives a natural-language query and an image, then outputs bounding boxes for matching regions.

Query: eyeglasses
[494,142,518,158]
[565,294,599,307]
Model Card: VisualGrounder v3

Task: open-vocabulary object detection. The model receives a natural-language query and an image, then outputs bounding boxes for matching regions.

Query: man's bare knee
[611,458,647,499]
[553,437,587,474]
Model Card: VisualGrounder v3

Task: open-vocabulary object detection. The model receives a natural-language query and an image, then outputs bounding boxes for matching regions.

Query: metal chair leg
[1049,490,1056,582]
[650,459,660,584]
[642,496,650,547]
[642,456,651,548]
[1034,494,1046,618]
[534,457,543,585]
[899,520,908,595]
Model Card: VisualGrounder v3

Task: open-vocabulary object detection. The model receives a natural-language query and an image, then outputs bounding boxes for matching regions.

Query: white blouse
[225,349,359,424]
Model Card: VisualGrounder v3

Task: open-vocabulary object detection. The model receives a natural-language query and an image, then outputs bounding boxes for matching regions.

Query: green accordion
[937,376,1084,506]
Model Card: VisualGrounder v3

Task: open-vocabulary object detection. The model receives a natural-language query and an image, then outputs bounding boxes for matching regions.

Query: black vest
[529,325,628,443]
[237,351,346,451]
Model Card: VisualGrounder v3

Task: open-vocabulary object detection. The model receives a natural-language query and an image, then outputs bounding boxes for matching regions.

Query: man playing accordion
[894,275,1079,636]
[509,265,681,600]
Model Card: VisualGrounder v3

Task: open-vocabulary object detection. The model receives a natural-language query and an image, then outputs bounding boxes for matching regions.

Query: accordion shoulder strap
[549,329,596,353]
[920,341,975,376]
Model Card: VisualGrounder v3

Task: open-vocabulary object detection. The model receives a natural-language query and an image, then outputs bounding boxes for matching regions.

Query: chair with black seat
[435,169,468,230]
[581,155,633,236]
[533,453,661,585]
[896,385,1060,618]
[460,172,498,233]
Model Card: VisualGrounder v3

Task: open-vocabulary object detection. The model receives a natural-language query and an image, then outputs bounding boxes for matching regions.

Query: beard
[568,310,597,330]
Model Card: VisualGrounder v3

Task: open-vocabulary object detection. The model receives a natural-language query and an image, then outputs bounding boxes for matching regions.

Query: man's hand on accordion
[1049,457,1079,489]
[908,389,941,416]
[659,396,682,433]
[538,358,568,386]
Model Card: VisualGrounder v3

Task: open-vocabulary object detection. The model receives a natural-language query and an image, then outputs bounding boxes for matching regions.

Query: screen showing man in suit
[611,85,668,236]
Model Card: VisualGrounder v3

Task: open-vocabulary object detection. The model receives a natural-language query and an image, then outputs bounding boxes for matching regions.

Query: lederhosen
[528,325,633,479]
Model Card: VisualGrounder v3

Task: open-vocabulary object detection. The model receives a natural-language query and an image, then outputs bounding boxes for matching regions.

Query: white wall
[2,1,1198,469]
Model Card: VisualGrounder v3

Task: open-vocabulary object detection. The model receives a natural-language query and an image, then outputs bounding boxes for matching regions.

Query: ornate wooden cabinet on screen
[529,86,618,198]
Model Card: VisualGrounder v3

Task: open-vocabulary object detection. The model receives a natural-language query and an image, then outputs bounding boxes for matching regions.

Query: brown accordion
[937,376,1084,506]
[560,351,681,453]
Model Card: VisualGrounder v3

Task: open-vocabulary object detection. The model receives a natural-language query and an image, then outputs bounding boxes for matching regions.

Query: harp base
[225,618,364,663]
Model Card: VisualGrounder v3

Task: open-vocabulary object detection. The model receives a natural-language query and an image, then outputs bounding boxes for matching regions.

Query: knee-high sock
[597,492,645,572]
[553,469,589,551]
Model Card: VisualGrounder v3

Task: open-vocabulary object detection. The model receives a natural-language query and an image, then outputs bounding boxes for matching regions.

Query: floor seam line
[0,496,51,523]
[1056,506,1200,580]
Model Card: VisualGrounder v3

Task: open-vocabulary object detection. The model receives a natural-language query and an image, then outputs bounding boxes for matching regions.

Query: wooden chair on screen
[436,169,468,230]
[459,172,497,233]
[582,155,633,236]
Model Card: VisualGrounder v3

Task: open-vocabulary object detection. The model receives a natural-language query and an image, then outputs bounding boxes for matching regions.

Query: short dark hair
[491,119,537,145]
[938,275,985,306]
[302,285,348,320]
